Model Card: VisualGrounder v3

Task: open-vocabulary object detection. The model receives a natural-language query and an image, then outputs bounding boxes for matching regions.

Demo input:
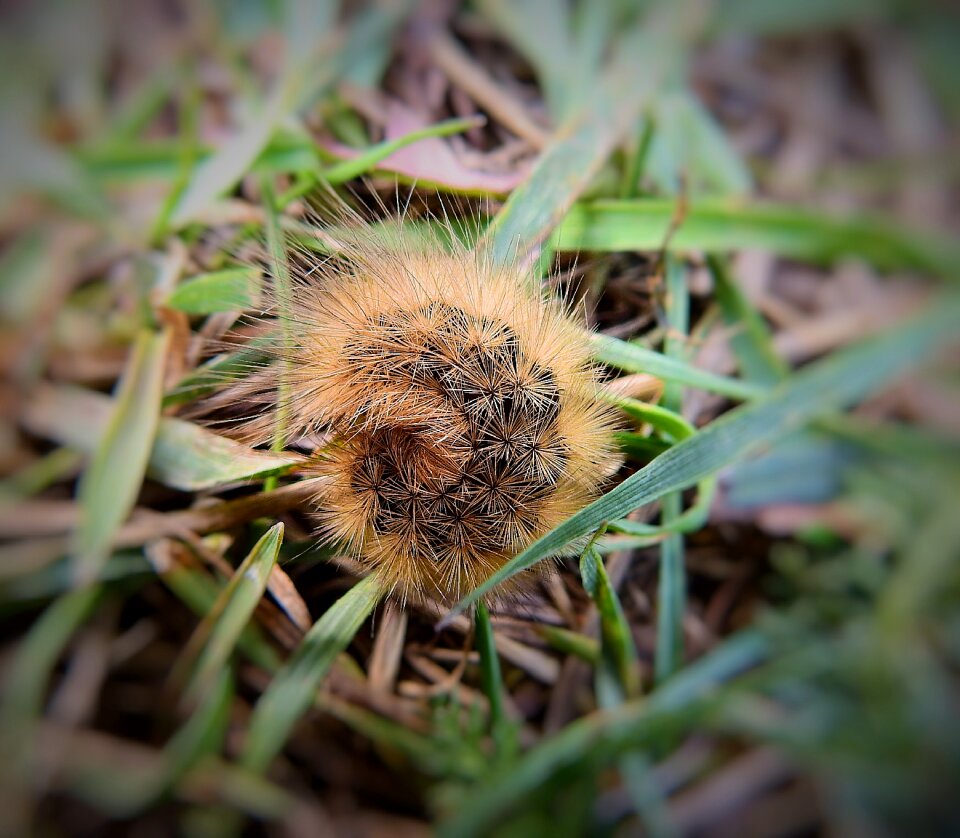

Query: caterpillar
[249,207,621,604]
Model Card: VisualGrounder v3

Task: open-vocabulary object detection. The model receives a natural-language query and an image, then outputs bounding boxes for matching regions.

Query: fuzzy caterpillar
[240,207,621,604]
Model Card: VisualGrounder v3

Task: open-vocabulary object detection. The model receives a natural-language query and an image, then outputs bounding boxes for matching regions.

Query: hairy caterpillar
[239,202,621,604]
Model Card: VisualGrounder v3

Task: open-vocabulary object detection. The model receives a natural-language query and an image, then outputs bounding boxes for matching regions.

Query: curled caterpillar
[263,218,621,603]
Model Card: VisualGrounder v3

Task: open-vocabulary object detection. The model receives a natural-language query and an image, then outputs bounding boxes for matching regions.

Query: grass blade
[554,199,960,277]
[475,601,512,756]
[0,586,102,731]
[595,334,766,401]
[655,257,690,684]
[149,545,281,674]
[183,524,284,701]
[163,339,273,408]
[604,476,718,540]
[879,493,960,631]
[168,98,284,228]
[610,396,694,442]
[654,493,685,682]
[242,573,385,772]
[26,384,302,491]
[72,330,169,584]
[0,447,82,502]
[86,668,236,817]
[647,90,752,196]
[581,546,642,701]
[149,414,302,491]
[280,115,483,204]
[166,267,262,314]
[167,668,234,787]
[581,538,668,835]
[447,291,960,618]
[712,0,895,36]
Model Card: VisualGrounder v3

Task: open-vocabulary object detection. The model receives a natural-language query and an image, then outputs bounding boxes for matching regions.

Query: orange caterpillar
[273,222,620,603]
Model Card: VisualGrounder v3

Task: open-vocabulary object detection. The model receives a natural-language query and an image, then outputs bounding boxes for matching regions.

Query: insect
[247,204,621,604]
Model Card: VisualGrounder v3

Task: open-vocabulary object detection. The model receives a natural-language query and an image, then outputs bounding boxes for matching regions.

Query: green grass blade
[242,573,385,772]
[280,116,483,204]
[879,493,960,631]
[595,334,766,401]
[655,257,690,683]
[475,601,511,754]
[615,431,672,461]
[654,492,685,682]
[73,330,169,584]
[0,586,101,728]
[475,601,504,726]
[0,229,58,324]
[619,113,655,199]
[149,415,302,491]
[580,546,642,700]
[534,624,600,664]
[99,64,182,145]
[617,753,679,838]
[168,668,234,783]
[605,477,718,540]
[821,415,960,465]
[447,292,960,618]
[648,91,751,197]
[0,551,150,607]
[27,385,301,491]
[320,694,485,780]
[582,534,669,835]
[168,99,282,227]
[554,199,960,277]
[149,76,201,242]
[611,396,695,442]
[78,134,315,183]
[154,556,280,674]
[184,524,284,701]
[166,267,262,314]
[712,0,895,35]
